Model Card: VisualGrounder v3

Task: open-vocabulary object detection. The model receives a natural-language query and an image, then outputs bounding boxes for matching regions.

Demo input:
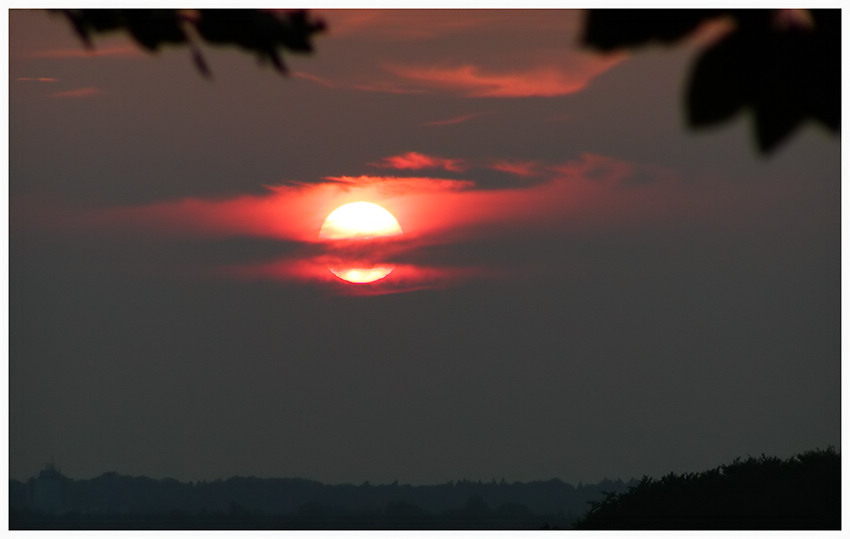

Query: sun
[319,202,403,283]
[319,201,402,239]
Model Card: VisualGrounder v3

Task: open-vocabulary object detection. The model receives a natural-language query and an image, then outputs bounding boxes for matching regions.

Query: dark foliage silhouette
[583,9,840,154]
[53,9,326,77]
[572,448,840,530]
[47,9,838,156]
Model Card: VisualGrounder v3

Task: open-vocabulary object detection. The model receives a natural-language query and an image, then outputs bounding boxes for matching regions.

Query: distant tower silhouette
[33,462,64,514]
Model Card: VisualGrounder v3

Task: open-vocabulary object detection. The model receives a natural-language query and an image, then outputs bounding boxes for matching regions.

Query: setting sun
[319,202,402,283]
[318,201,402,240]
[9,8,840,526]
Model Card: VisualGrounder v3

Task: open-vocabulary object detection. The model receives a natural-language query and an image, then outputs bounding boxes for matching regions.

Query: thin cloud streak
[550,153,634,183]
[490,160,541,177]
[349,83,427,94]
[294,71,427,95]
[220,255,487,296]
[387,56,623,98]
[293,71,337,88]
[422,112,488,126]
[370,152,467,172]
[321,175,474,195]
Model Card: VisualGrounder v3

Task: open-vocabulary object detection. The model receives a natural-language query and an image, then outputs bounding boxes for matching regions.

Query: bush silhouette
[572,448,840,530]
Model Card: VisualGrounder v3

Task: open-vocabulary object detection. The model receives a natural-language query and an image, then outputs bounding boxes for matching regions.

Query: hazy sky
[9,9,840,485]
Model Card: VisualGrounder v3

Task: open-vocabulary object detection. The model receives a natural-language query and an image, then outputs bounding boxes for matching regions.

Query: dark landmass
[11,448,839,530]
[10,469,629,530]
[573,448,839,530]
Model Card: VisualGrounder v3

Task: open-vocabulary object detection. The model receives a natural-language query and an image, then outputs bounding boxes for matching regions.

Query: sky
[8,9,840,486]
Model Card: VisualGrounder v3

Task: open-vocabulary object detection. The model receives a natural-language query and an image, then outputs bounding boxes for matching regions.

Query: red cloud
[422,113,487,126]
[490,160,541,177]
[59,176,473,244]
[293,71,337,88]
[220,256,483,296]
[371,152,467,172]
[285,12,621,98]
[322,175,474,194]
[31,152,802,294]
[40,155,675,248]
[550,153,635,183]
[294,71,426,94]
[349,83,427,95]
[388,56,623,98]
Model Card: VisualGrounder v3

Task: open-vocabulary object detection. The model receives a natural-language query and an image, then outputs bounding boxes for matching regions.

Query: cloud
[27,153,760,294]
[287,11,622,99]
[220,256,481,296]
[321,175,474,194]
[422,113,487,126]
[293,71,337,88]
[387,56,623,98]
[370,152,467,172]
[49,87,102,98]
[47,154,674,246]
[550,153,635,183]
[294,71,426,94]
[348,83,427,95]
[53,176,474,244]
[65,174,483,293]
[489,160,541,178]
[548,153,676,187]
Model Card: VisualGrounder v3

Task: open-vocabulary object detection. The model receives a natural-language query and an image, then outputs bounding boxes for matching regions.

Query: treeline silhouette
[11,448,839,530]
[10,469,630,530]
[573,448,839,530]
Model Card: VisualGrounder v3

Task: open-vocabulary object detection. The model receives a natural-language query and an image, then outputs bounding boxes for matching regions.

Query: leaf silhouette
[686,35,747,127]
[582,9,723,51]
[53,9,326,77]
[583,9,840,155]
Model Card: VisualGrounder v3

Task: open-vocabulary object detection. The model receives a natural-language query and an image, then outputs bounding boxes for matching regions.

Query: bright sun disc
[319,201,402,240]
[319,202,403,284]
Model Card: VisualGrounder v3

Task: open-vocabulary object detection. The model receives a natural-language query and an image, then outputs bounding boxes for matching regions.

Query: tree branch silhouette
[49,9,839,155]
[582,9,840,154]
[53,9,326,78]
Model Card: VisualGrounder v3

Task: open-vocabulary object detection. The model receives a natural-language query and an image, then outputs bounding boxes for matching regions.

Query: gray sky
[9,9,840,485]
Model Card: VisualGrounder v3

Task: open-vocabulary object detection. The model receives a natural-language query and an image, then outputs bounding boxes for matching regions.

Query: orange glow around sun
[319,201,403,283]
